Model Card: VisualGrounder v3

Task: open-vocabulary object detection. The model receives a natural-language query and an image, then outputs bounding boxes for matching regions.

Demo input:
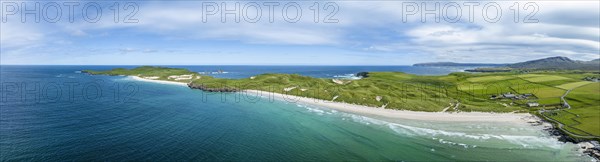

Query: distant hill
[508,56,599,70]
[413,62,507,67]
[414,56,599,71]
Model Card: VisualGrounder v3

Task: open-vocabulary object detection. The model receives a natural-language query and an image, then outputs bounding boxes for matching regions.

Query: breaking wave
[297,104,336,115]
[333,73,362,80]
[342,113,564,149]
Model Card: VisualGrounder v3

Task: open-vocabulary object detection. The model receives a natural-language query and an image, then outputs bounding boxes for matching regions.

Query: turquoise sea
[0,65,592,161]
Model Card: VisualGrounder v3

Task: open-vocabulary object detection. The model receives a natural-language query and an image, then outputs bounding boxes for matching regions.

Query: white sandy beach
[128,76,188,86]
[244,90,534,123]
[128,76,534,123]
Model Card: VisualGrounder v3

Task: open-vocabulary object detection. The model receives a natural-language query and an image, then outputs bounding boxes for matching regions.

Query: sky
[1,0,599,65]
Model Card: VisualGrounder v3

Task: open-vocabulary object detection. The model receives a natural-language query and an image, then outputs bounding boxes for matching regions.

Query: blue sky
[1,1,599,65]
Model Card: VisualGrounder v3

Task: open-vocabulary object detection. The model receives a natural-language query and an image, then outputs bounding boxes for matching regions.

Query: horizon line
[0,64,417,66]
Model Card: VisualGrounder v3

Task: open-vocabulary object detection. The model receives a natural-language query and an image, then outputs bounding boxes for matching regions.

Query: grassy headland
[84,66,600,138]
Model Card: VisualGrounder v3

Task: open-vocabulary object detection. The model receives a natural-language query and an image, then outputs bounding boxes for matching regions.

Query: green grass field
[546,83,600,136]
[566,83,600,108]
[467,75,514,82]
[543,110,593,136]
[567,107,600,136]
[87,67,600,137]
[520,75,571,82]
[513,85,565,99]
[556,81,593,90]
[518,74,546,78]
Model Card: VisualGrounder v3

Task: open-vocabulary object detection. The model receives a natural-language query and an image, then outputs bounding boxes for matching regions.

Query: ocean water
[0,65,592,161]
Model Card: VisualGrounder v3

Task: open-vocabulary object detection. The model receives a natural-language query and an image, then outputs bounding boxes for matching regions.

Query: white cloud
[66,1,346,45]
[1,1,598,64]
[361,0,600,63]
[119,48,137,54]
[71,29,87,36]
[0,22,44,49]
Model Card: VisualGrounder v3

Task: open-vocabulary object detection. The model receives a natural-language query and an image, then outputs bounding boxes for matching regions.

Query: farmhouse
[491,93,535,101]
[502,93,516,98]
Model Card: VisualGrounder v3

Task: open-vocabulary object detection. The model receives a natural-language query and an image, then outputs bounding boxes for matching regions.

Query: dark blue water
[0,65,588,161]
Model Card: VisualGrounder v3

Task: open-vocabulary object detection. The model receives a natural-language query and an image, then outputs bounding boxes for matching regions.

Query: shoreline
[243,90,534,123]
[127,76,535,123]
